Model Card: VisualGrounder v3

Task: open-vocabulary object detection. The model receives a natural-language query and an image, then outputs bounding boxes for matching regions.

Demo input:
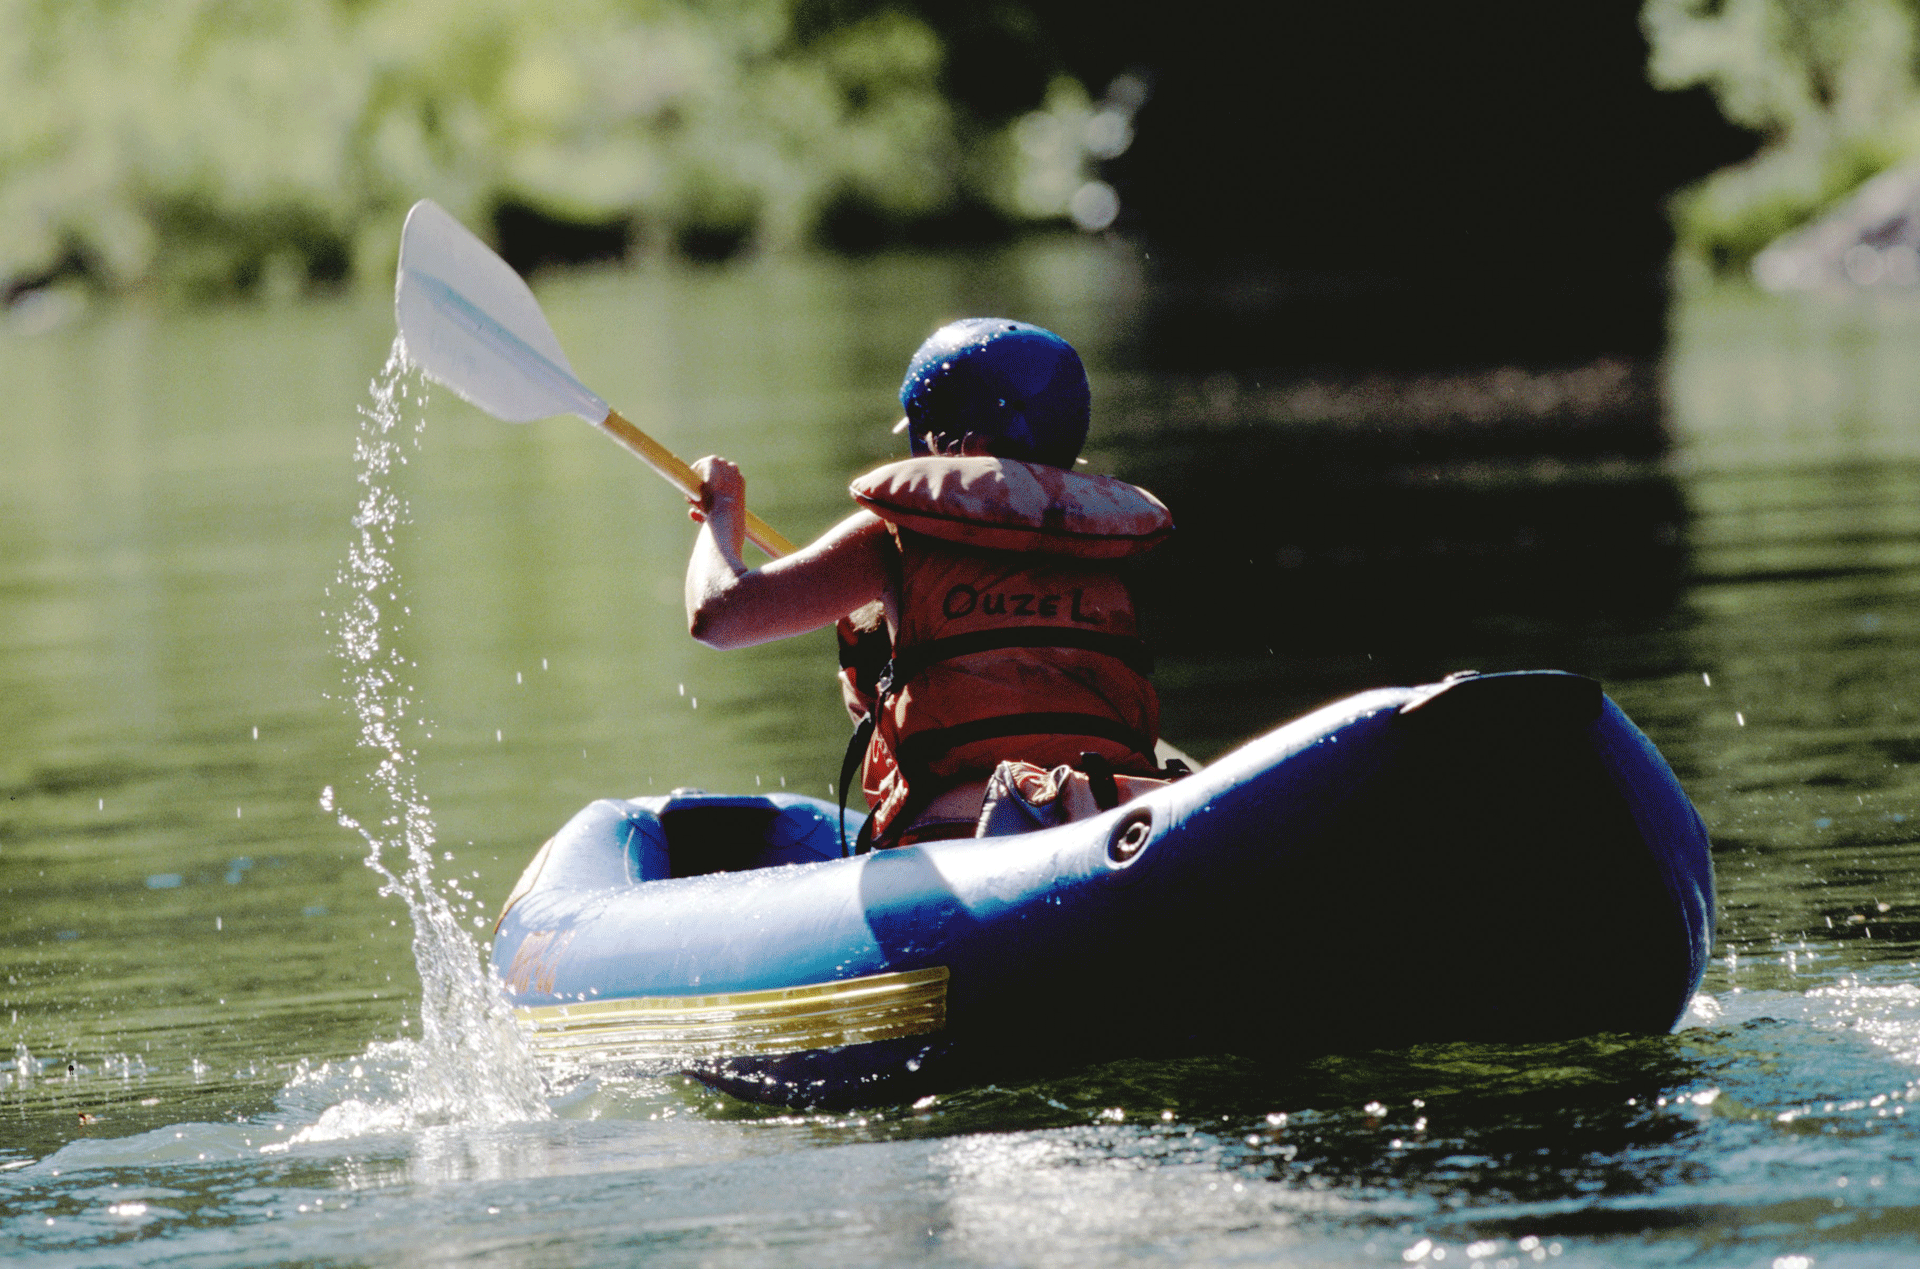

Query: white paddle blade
[394,199,606,424]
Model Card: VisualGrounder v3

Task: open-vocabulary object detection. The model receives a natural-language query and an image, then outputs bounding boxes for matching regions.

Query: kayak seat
[628,792,849,881]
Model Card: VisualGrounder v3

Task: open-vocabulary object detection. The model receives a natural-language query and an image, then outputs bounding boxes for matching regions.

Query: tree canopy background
[1644,0,1920,276]
[0,0,1119,299]
[5,0,1797,372]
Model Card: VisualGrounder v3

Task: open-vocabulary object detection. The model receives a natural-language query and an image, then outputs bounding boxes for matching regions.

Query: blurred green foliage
[0,0,1100,299]
[1644,0,1920,274]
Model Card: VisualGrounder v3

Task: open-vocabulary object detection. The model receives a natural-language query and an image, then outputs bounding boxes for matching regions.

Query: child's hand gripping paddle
[393,199,794,558]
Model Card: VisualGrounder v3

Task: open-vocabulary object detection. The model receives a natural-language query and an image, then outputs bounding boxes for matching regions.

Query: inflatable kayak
[492,670,1714,1107]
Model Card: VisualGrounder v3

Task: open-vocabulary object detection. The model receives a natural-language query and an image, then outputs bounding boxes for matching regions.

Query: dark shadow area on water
[1091,358,1694,750]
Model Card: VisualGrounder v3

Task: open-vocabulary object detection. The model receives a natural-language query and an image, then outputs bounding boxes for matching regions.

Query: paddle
[393,199,796,558]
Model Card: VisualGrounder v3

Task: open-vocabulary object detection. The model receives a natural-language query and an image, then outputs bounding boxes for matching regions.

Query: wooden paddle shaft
[596,409,796,558]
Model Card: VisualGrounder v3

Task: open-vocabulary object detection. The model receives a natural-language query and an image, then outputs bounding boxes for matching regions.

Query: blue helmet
[896,318,1089,468]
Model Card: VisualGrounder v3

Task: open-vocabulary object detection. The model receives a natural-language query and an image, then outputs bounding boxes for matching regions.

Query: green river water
[5,244,1920,1266]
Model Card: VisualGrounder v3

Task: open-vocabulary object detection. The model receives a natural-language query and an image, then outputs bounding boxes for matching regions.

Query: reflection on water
[3,259,1920,1264]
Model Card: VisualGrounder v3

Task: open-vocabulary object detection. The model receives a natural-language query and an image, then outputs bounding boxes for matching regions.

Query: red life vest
[843,456,1174,843]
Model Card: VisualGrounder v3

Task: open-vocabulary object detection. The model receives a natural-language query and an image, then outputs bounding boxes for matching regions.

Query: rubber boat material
[492,670,1715,1107]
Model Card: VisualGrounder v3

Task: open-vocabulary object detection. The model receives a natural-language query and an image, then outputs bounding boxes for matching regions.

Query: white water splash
[317,337,548,1132]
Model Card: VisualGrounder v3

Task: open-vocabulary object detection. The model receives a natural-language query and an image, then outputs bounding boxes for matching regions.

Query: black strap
[852,806,879,854]
[837,712,877,857]
[890,627,1152,685]
[893,711,1157,775]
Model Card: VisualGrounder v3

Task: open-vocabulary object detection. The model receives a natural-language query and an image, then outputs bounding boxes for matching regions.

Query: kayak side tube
[490,670,1714,1105]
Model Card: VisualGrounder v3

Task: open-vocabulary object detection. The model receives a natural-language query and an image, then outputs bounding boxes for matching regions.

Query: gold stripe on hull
[514,966,950,1062]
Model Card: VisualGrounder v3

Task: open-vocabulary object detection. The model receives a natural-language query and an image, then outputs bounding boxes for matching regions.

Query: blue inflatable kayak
[491,670,1714,1107]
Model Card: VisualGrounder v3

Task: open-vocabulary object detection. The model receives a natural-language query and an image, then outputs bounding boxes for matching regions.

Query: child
[685,318,1174,848]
